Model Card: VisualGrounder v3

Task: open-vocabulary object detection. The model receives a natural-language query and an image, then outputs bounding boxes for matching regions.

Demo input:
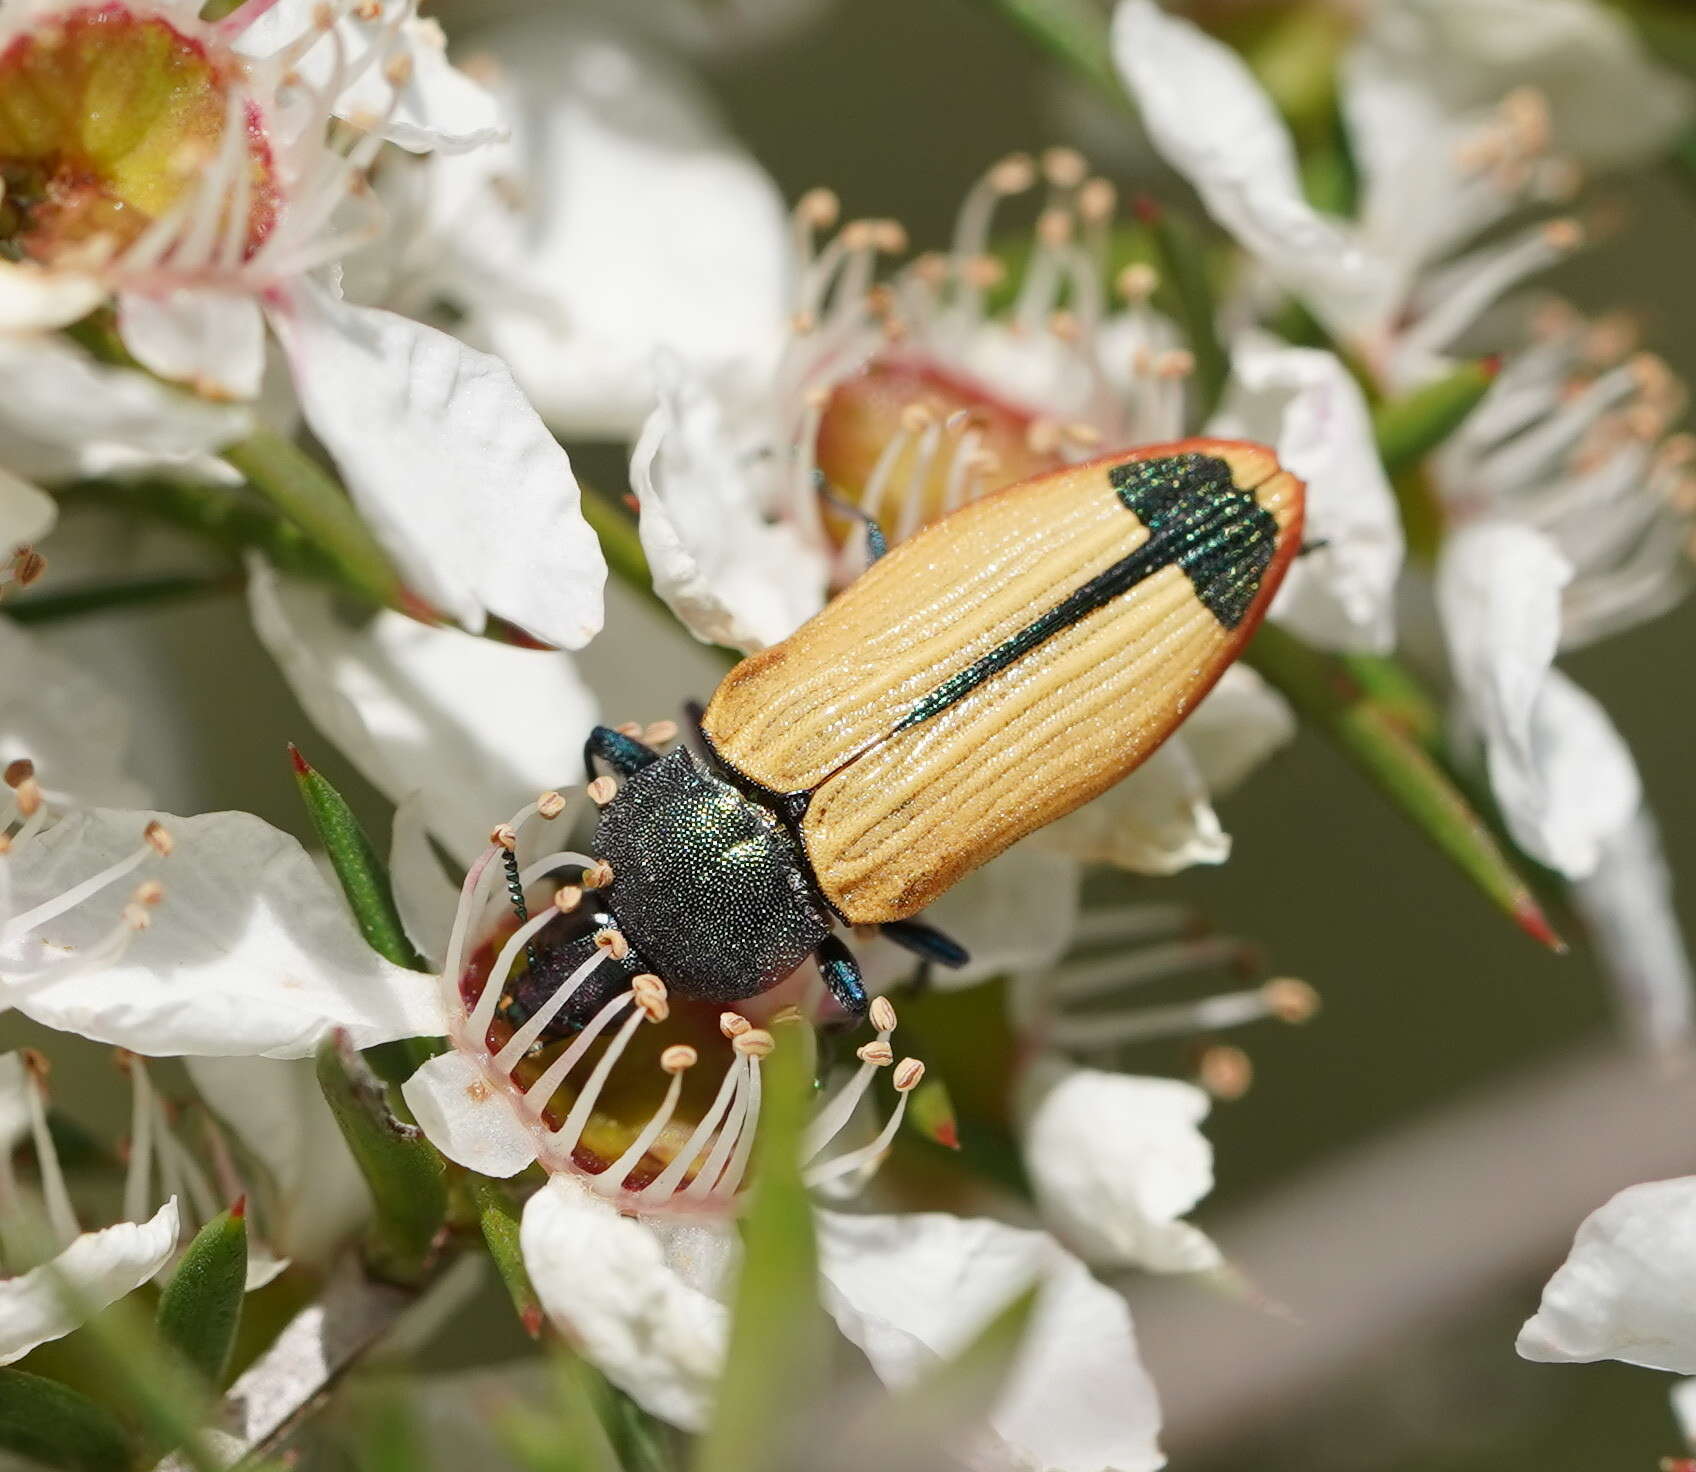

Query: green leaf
[967,0,1119,98]
[290,745,438,1085]
[1373,357,1498,476]
[492,1355,622,1472]
[315,1034,448,1285]
[155,1204,248,1388]
[1247,624,1564,952]
[1142,200,1232,428]
[466,1174,544,1340]
[904,1074,961,1151]
[0,1370,132,1472]
[692,1024,825,1472]
[291,745,426,971]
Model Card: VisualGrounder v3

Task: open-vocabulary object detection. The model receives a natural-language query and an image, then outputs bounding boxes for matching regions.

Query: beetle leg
[815,474,888,564]
[815,933,869,1016]
[880,917,969,969]
[584,724,662,783]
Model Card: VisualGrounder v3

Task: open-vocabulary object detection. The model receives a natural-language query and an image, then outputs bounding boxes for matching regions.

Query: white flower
[1019,1059,1220,1275]
[356,11,792,439]
[1519,1177,1696,1373]
[0,1052,179,1365]
[1354,0,1692,171]
[1115,0,1589,385]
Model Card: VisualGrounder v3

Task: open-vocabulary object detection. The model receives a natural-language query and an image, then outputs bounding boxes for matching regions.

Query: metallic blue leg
[880,918,969,969]
[585,725,661,783]
[816,934,868,1016]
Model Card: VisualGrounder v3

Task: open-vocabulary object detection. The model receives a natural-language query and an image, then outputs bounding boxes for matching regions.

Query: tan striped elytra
[703,439,1304,923]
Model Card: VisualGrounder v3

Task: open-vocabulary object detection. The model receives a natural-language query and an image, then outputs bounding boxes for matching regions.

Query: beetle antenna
[1298,537,1330,558]
[813,471,889,562]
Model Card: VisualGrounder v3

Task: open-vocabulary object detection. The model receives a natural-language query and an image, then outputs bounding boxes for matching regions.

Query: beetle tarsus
[880,917,969,968]
[584,725,663,783]
[816,934,868,1016]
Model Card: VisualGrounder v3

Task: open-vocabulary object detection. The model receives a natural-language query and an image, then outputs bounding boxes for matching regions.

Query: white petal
[1179,663,1297,800]
[0,618,150,810]
[4,809,444,1058]
[1212,338,1404,653]
[631,357,826,653]
[1572,810,1695,1058]
[520,1176,728,1429]
[247,560,598,865]
[1672,1376,1696,1449]
[235,1,504,153]
[458,15,790,437]
[1518,1176,1696,1372]
[186,1057,371,1267]
[1033,738,1228,876]
[268,280,605,647]
[117,290,266,401]
[0,468,55,554]
[401,1050,536,1178]
[1019,1058,1220,1274]
[1438,525,1639,876]
[0,335,248,483]
[1112,0,1391,342]
[817,1209,1164,1472]
[0,1201,179,1366]
[1352,0,1693,171]
[0,262,102,333]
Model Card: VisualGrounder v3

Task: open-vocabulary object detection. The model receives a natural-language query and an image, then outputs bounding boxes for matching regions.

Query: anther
[1117,262,1159,301]
[911,252,950,286]
[587,777,618,807]
[870,220,909,255]
[989,152,1037,195]
[869,996,898,1033]
[733,1028,775,1059]
[490,823,519,851]
[643,721,679,747]
[616,721,644,739]
[1037,208,1073,248]
[720,1012,751,1038]
[661,1044,698,1074]
[1155,349,1196,379]
[1047,310,1080,342]
[551,885,582,913]
[1041,146,1088,189]
[1078,178,1117,223]
[796,187,840,230]
[122,901,154,931]
[856,1041,894,1067]
[1262,978,1320,1023]
[1542,218,1584,251]
[632,974,669,1023]
[1063,421,1102,447]
[133,880,165,907]
[593,928,630,961]
[840,220,877,251]
[1026,418,1062,455]
[20,1048,48,1081]
[3,759,33,789]
[537,790,567,820]
[143,821,173,858]
[581,860,613,889]
[893,1058,926,1092]
[1197,1044,1253,1101]
[383,53,413,87]
[899,402,936,434]
[12,549,44,587]
[963,255,1006,290]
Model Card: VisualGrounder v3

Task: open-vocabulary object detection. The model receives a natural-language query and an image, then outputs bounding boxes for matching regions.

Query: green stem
[221,430,404,610]
[4,573,236,624]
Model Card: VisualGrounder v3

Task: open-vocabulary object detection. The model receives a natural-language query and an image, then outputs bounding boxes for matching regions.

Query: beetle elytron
[509,439,1305,1032]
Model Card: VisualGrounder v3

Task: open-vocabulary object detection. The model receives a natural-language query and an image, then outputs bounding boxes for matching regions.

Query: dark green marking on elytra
[891,453,1277,735]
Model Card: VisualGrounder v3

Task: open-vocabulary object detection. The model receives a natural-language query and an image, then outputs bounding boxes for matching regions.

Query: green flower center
[0,4,277,268]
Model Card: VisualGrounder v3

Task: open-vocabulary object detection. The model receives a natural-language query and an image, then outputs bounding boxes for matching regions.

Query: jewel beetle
[509,438,1304,1033]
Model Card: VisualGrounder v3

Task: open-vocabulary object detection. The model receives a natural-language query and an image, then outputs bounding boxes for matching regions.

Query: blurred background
[18,0,1696,1467]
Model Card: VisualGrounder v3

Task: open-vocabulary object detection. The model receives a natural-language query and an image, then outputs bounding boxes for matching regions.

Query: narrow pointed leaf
[0,1369,132,1472]
[1142,200,1231,426]
[6,574,234,625]
[969,0,1118,96]
[291,745,426,971]
[1373,357,1498,475]
[1248,624,1564,951]
[466,1174,544,1340]
[315,1034,448,1285]
[693,1024,825,1472]
[493,1355,623,1472]
[155,1204,248,1387]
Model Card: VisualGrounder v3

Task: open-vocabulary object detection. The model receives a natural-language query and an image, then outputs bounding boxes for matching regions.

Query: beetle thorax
[595,749,831,1005]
